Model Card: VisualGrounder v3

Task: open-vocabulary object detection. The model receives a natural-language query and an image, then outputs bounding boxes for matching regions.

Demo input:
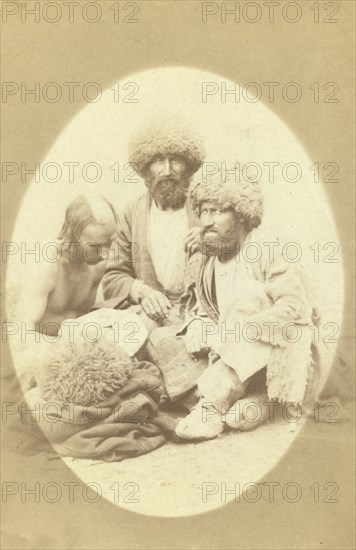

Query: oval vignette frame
[7,67,344,517]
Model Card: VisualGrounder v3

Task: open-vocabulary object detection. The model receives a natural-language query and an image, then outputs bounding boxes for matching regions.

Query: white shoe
[225,394,269,431]
[175,399,225,440]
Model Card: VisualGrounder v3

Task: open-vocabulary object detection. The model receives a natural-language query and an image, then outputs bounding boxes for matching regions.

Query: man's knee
[137,309,160,334]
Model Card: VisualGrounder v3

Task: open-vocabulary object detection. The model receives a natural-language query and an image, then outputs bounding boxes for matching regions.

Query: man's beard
[201,228,240,260]
[146,176,190,210]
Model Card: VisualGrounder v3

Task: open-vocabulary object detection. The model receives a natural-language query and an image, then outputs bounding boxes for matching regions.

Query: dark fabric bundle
[20,368,177,462]
[15,338,180,461]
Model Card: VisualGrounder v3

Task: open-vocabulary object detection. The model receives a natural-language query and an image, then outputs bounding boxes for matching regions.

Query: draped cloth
[17,362,178,462]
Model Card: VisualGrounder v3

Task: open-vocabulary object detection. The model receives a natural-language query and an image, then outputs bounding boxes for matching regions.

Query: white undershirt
[147,201,188,297]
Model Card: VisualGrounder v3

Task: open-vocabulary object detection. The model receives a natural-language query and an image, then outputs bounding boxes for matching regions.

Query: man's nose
[162,158,172,176]
[203,213,215,227]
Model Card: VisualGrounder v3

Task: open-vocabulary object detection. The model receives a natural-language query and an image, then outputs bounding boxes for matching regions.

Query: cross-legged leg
[175,357,249,440]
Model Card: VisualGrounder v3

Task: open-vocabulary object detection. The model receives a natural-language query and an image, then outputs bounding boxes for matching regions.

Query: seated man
[18,195,119,337]
[176,171,316,440]
[101,118,205,328]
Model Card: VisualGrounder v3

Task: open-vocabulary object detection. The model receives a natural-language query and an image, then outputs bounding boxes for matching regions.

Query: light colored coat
[182,228,316,403]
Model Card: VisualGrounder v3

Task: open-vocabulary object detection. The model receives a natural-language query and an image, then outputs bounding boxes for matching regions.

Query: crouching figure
[176,171,316,440]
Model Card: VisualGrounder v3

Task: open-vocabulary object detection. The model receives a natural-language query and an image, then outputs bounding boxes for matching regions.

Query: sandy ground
[5,317,355,521]
[2,353,355,548]
[3,287,355,529]
[60,415,304,517]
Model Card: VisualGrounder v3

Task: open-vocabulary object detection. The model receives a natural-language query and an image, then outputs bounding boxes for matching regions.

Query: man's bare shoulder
[24,248,60,291]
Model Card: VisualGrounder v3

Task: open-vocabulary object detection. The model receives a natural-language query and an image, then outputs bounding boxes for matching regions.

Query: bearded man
[175,171,316,440]
[102,120,205,326]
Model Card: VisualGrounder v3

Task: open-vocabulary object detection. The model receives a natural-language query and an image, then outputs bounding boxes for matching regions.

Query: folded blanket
[19,361,178,462]
[15,335,180,461]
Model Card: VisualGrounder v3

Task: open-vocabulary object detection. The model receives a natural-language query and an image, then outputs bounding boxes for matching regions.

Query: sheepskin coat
[181,228,316,404]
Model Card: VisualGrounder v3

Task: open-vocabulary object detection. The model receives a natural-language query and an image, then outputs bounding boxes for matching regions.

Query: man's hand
[183,319,209,355]
[140,286,172,321]
[184,227,202,255]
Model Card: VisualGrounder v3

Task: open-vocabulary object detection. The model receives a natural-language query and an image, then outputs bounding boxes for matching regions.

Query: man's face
[144,155,190,210]
[200,201,242,257]
[78,222,118,265]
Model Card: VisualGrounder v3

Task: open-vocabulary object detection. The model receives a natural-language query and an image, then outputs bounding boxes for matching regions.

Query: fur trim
[189,171,263,230]
[39,340,133,406]
[128,120,205,177]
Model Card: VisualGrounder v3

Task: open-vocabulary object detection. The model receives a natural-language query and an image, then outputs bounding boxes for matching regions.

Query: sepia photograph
[1,1,355,549]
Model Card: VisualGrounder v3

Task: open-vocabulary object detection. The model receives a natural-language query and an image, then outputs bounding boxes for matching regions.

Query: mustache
[146,175,190,210]
[157,175,180,184]
[154,175,189,188]
[146,173,190,188]
[202,227,218,236]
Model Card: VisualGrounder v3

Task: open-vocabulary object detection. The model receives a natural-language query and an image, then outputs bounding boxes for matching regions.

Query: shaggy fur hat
[39,339,133,406]
[189,170,263,231]
[128,119,206,177]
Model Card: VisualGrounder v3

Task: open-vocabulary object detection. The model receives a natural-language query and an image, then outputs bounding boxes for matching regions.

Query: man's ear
[236,214,247,228]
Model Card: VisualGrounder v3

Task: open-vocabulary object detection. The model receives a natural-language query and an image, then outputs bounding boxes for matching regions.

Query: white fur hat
[128,119,205,177]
